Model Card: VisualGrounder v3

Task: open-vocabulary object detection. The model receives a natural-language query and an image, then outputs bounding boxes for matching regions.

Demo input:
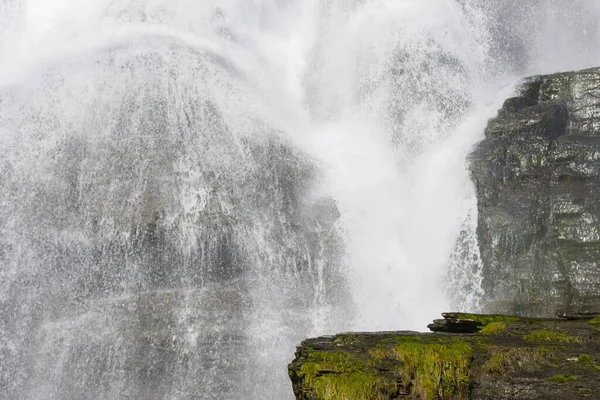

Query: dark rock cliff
[470,67,600,317]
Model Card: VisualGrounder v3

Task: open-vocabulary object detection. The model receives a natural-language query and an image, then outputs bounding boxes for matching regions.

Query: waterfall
[1,1,600,399]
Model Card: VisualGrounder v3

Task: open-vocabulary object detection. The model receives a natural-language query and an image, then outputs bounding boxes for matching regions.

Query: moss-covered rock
[289,313,600,399]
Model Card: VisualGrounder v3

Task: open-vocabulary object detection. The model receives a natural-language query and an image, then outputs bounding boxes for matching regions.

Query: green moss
[483,352,505,375]
[577,354,594,367]
[390,341,472,399]
[480,322,506,336]
[372,340,472,398]
[299,350,398,400]
[299,362,320,386]
[369,348,388,359]
[298,351,371,388]
[548,374,578,384]
[299,330,586,399]
[523,330,583,344]
[376,335,423,348]
[537,346,565,357]
[589,316,600,327]
[305,351,367,373]
[483,346,563,376]
[312,373,390,400]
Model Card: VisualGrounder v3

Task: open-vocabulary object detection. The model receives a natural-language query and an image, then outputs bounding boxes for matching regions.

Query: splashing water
[1,0,600,398]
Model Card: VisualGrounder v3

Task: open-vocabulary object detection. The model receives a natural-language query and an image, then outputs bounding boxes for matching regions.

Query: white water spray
[1,1,600,399]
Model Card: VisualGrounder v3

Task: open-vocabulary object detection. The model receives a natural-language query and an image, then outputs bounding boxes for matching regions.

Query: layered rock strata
[470,67,600,316]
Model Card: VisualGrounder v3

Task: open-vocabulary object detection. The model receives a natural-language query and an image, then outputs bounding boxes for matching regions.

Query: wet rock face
[0,46,350,399]
[470,67,600,316]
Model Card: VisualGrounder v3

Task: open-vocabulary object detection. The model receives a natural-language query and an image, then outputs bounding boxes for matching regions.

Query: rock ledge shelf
[288,313,600,399]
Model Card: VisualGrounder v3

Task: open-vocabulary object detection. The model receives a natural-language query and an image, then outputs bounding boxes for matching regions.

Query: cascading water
[1,1,600,399]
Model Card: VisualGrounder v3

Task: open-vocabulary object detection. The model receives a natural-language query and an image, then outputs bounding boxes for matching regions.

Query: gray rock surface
[470,67,600,316]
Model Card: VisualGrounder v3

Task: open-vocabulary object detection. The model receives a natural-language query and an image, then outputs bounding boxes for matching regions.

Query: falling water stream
[1,1,600,399]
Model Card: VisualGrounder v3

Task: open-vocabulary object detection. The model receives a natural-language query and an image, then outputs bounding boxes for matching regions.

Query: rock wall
[470,67,600,316]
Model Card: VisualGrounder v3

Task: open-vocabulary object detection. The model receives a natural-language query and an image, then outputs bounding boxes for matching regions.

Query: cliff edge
[288,313,600,399]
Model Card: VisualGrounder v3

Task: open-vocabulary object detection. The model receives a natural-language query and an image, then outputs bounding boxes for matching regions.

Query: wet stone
[470,66,600,317]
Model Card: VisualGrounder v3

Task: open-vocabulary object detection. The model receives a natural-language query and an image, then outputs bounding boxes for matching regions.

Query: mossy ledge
[288,312,600,399]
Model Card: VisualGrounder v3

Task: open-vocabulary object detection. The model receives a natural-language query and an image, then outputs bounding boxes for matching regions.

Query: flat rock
[289,313,600,399]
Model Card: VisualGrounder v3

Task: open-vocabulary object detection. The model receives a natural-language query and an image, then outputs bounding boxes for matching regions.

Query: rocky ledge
[288,313,600,399]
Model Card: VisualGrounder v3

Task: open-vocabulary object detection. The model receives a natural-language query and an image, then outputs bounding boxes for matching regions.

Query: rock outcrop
[288,313,600,399]
[470,67,600,316]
